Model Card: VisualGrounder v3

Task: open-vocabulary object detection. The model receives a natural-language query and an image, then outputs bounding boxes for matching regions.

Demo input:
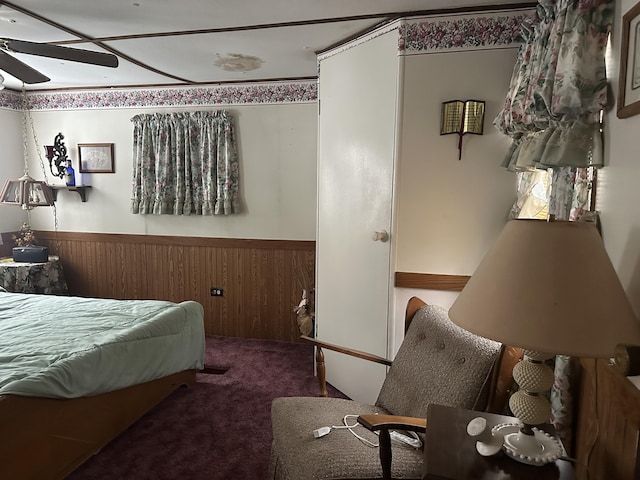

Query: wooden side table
[0,255,69,295]
[424,404,575,480]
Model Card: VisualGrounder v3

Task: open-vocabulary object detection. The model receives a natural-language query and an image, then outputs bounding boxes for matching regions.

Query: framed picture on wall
[618,1,640,118]
[78,143,115,173]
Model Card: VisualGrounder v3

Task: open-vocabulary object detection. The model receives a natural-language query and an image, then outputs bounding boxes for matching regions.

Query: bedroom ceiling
[0,0,534,92]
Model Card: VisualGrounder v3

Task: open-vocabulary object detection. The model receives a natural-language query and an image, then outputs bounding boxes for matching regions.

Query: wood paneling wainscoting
[0,233,472,341]
[395,272,470,291]
[32,231,315,342]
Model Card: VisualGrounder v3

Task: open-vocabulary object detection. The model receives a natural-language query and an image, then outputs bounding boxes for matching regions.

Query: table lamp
[448,218,640,465]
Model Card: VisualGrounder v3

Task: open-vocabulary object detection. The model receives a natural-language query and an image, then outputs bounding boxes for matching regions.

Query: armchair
[268,297,521,480]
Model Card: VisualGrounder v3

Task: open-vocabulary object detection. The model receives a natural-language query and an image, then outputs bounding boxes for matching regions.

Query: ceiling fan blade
[3,39,118,68]
[0,50,49,83]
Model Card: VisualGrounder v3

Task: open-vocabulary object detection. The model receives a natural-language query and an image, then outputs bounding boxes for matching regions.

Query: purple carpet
[68,335,347,479]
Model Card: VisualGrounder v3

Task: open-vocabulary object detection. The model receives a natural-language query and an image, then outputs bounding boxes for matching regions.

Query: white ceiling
[0,0,533,91]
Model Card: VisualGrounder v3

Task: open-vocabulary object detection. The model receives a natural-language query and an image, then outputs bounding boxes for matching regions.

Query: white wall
[0,108,27,236]
[599,0,640,316]
[391,48,519,353]
[20,102,317,241]
[395,49,517,275]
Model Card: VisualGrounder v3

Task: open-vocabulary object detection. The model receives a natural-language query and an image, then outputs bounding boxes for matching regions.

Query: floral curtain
[494,0,612,171]
[548,166,594,221]
[130,110,240,216]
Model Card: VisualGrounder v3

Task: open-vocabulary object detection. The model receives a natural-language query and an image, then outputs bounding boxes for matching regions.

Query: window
[131,111,240,216]
[513,167,596,221]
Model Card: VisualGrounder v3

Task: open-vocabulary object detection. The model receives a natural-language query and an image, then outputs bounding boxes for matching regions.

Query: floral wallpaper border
[319,9,534,62]
[399,10,534,54]
[0,91,22,111]
[0,81,318,111]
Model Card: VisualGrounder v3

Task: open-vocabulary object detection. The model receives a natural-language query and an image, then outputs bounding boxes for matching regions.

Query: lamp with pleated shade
[449,218,640,465]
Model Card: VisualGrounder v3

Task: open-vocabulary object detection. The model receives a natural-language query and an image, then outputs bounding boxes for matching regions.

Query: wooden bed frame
[0,369,196,479]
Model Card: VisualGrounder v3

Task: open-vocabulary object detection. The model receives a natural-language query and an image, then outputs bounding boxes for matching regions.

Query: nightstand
[0,255,69,295]
[423,404,575,480]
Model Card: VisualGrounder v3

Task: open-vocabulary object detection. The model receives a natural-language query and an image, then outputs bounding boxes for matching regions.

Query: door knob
[372,230,389,242]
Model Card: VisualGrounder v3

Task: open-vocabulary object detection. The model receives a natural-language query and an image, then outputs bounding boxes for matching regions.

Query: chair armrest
[357,414,426,433]
[301,335,392,397]
[301,335,392,366]
[357,414,426,480]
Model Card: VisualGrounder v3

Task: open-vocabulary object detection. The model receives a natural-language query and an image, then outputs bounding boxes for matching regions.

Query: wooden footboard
[0,369,196,480]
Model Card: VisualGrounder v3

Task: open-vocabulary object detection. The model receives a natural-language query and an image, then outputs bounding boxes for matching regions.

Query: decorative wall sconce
[440,99,485,160]
[44,132,70,178]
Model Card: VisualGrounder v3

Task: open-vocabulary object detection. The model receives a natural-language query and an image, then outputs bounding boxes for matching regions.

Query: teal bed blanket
[0,291,205,398]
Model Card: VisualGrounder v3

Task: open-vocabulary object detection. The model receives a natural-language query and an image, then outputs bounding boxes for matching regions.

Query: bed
[0,289,205,480]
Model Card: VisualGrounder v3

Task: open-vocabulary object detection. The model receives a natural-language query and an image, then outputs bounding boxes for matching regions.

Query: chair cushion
[376,305,501,418]
[269,397,423,480]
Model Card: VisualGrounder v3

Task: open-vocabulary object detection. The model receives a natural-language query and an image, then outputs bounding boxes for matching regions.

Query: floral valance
[494,0,613,170]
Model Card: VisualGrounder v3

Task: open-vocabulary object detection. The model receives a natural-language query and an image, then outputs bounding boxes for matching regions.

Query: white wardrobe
[316,11,530,403]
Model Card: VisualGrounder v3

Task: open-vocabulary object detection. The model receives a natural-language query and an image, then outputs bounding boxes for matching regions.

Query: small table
[0,255,69,295]
[423,404,575,480]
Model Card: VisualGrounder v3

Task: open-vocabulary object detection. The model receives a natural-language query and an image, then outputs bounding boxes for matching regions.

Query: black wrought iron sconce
[44,132,69,178]
[440,99,485,160]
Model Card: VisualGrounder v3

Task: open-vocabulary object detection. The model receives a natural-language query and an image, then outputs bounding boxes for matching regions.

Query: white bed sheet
[0,291,205,398]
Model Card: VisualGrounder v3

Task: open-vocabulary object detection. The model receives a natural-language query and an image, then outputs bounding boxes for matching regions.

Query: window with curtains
[511,166,597,221]
[494,0,613,454]
[130,110,240,216]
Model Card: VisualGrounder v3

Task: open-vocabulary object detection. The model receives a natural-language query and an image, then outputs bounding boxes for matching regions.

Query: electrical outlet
[210,287,224,297]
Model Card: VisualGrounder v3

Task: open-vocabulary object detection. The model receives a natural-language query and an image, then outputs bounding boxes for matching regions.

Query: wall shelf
[51,185,92,202]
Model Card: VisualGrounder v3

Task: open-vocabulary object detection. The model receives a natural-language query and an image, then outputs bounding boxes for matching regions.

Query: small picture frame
[618,1,640,119]
[78,143,115,173]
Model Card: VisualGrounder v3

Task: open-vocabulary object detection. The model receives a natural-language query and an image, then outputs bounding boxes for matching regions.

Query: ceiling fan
[0,38,118,84]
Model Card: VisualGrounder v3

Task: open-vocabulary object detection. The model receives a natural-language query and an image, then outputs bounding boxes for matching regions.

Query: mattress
[0,291,205,398]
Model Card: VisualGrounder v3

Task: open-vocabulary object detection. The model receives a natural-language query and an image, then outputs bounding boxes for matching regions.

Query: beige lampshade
[448,219,640,357]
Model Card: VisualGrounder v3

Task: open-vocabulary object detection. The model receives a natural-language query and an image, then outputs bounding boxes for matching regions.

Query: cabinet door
[316,30,400,404]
